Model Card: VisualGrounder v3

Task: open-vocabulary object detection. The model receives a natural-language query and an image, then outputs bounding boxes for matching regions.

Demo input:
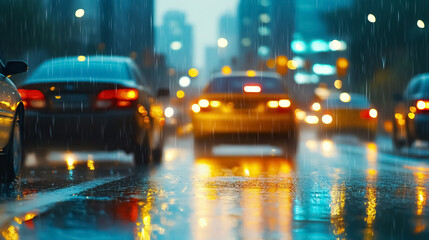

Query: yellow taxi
[191,71,298,157]
[315,92,378,141]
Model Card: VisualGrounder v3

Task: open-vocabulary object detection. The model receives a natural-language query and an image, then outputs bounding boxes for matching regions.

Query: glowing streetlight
[188,68,199,78]
[75,9,85,18]
[217,38,228,48]
[221,66,232,75]
[367,14,376,23]
[170,41,182,50]
[179,76,191,88]
[417,20,425,29]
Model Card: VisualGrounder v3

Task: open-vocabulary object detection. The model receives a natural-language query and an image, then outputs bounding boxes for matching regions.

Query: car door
[0,72,19,148]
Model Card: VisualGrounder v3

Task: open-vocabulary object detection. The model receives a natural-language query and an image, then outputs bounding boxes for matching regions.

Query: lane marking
[0,176,125,229]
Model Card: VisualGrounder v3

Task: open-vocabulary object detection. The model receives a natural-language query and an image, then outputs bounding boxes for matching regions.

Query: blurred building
[156,11,194,72]
[44,0,154,60]
[204,13,239,76]
[292,0,352,86]
[237,0,295,70]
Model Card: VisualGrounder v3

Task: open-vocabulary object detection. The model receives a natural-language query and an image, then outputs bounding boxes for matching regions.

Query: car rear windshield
[323,94,370,109]
[204,76,285,94]
[420,78,429,94]
[31,61,130,80]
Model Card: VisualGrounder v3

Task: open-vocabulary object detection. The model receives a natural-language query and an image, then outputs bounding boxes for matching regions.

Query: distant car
[191,71,298,158]
[0,59,27,182]
[19,56,168,165]
[316,92,378,141]
[392,74,429,149]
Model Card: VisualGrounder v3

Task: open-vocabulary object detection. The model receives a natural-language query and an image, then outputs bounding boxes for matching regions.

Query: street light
[75,9,85,18]
[367,14,376,23]
[417,20,425,29]
[179,76,191,88]
[217,38,228,48]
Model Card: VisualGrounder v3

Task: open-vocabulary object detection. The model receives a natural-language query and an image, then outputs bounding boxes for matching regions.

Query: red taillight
[243,84,261,93]
[18,89,46,109]
[416,100,429,112]
[95,88,139,108]
[360,109,378,119]
[267,99,291,113]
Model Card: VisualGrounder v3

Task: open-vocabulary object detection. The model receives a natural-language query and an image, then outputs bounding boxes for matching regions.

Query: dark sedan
[19,56,168,165]
[0,59,27,182]
[393,73,429,149]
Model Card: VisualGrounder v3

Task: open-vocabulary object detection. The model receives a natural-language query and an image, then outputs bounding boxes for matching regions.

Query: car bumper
[319,119,377,133]
[410,114,429,140]
[192,113,296,138]
[24,110,138,151]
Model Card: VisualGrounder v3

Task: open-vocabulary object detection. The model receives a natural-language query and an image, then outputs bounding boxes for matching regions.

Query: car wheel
[152,146,163,164]
[278,130,299,159]
[392,119,405,150]
[133,134,150,166]
[405,123,415,148]
[34,150,49,164]
[0,114,23,183]
[194,137,213,158]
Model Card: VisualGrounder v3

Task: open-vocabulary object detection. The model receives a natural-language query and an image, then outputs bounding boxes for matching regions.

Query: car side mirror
[393,93,403,102]
[156,88,170,98]
[4,61,28,76]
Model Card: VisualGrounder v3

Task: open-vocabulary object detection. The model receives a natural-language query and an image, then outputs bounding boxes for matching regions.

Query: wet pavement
[2,130,429,239]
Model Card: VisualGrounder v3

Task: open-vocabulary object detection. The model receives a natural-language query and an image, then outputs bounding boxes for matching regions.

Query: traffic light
[336,57,349,77]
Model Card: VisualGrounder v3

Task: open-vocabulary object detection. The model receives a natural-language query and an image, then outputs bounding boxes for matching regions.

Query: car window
[420,78,429,95]
[203,76,286,94]
[31,61,131,80]
[404,77,421,98]
[322,94,370,109]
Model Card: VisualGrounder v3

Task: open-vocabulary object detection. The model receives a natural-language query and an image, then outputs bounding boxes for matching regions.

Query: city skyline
[155,0,239,69]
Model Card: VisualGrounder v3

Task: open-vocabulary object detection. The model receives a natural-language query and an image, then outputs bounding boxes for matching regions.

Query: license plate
[52,94,90,110]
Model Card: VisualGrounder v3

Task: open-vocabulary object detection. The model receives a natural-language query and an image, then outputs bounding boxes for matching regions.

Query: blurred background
[2,0,428,123]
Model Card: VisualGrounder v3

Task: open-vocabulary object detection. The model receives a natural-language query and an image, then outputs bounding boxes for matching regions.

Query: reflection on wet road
[2,130,429,239]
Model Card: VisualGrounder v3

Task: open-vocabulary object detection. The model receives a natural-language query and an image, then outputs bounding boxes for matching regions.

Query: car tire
[194,137,213,158]
[392,119,405,150]
[152,129,164,164]
[278,129,299,159]
[34,150,49,164]
[0,114,23,183]
[133,134,150,166]
[152,146,163,164]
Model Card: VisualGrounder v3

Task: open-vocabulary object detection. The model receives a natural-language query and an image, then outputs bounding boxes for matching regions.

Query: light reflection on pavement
[1,130,429,239]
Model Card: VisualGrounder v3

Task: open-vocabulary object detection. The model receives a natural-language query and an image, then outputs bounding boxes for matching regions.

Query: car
[392,73,429,149]
[191,71,299,158]
[315,92,378,141]
[0,59,27,182]
[19,56,168,165]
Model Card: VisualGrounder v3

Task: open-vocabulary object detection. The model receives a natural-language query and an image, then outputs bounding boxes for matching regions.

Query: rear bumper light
[18,89,46,109]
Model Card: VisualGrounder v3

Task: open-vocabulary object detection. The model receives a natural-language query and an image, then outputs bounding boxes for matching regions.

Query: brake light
[243,84,261,93]
[360,109,378,119]
[18,89,46,109]
[267,101,279,108]
[97,89,138,101]
[198,99,210,108]
[210,100,221,108]
[322,114,333,124]
[192,104,201,113]
[416,100,429,111]
[369,109,378,118]
[96,88,138,108]
[267,99,291,109]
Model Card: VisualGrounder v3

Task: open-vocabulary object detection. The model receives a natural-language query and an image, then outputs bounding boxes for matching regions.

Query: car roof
[412,73,429,82]
[212,71,281,79]
[42,55,134,65]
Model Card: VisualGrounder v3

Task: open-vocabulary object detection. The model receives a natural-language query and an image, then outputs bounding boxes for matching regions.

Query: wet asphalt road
[2,129,429,239]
